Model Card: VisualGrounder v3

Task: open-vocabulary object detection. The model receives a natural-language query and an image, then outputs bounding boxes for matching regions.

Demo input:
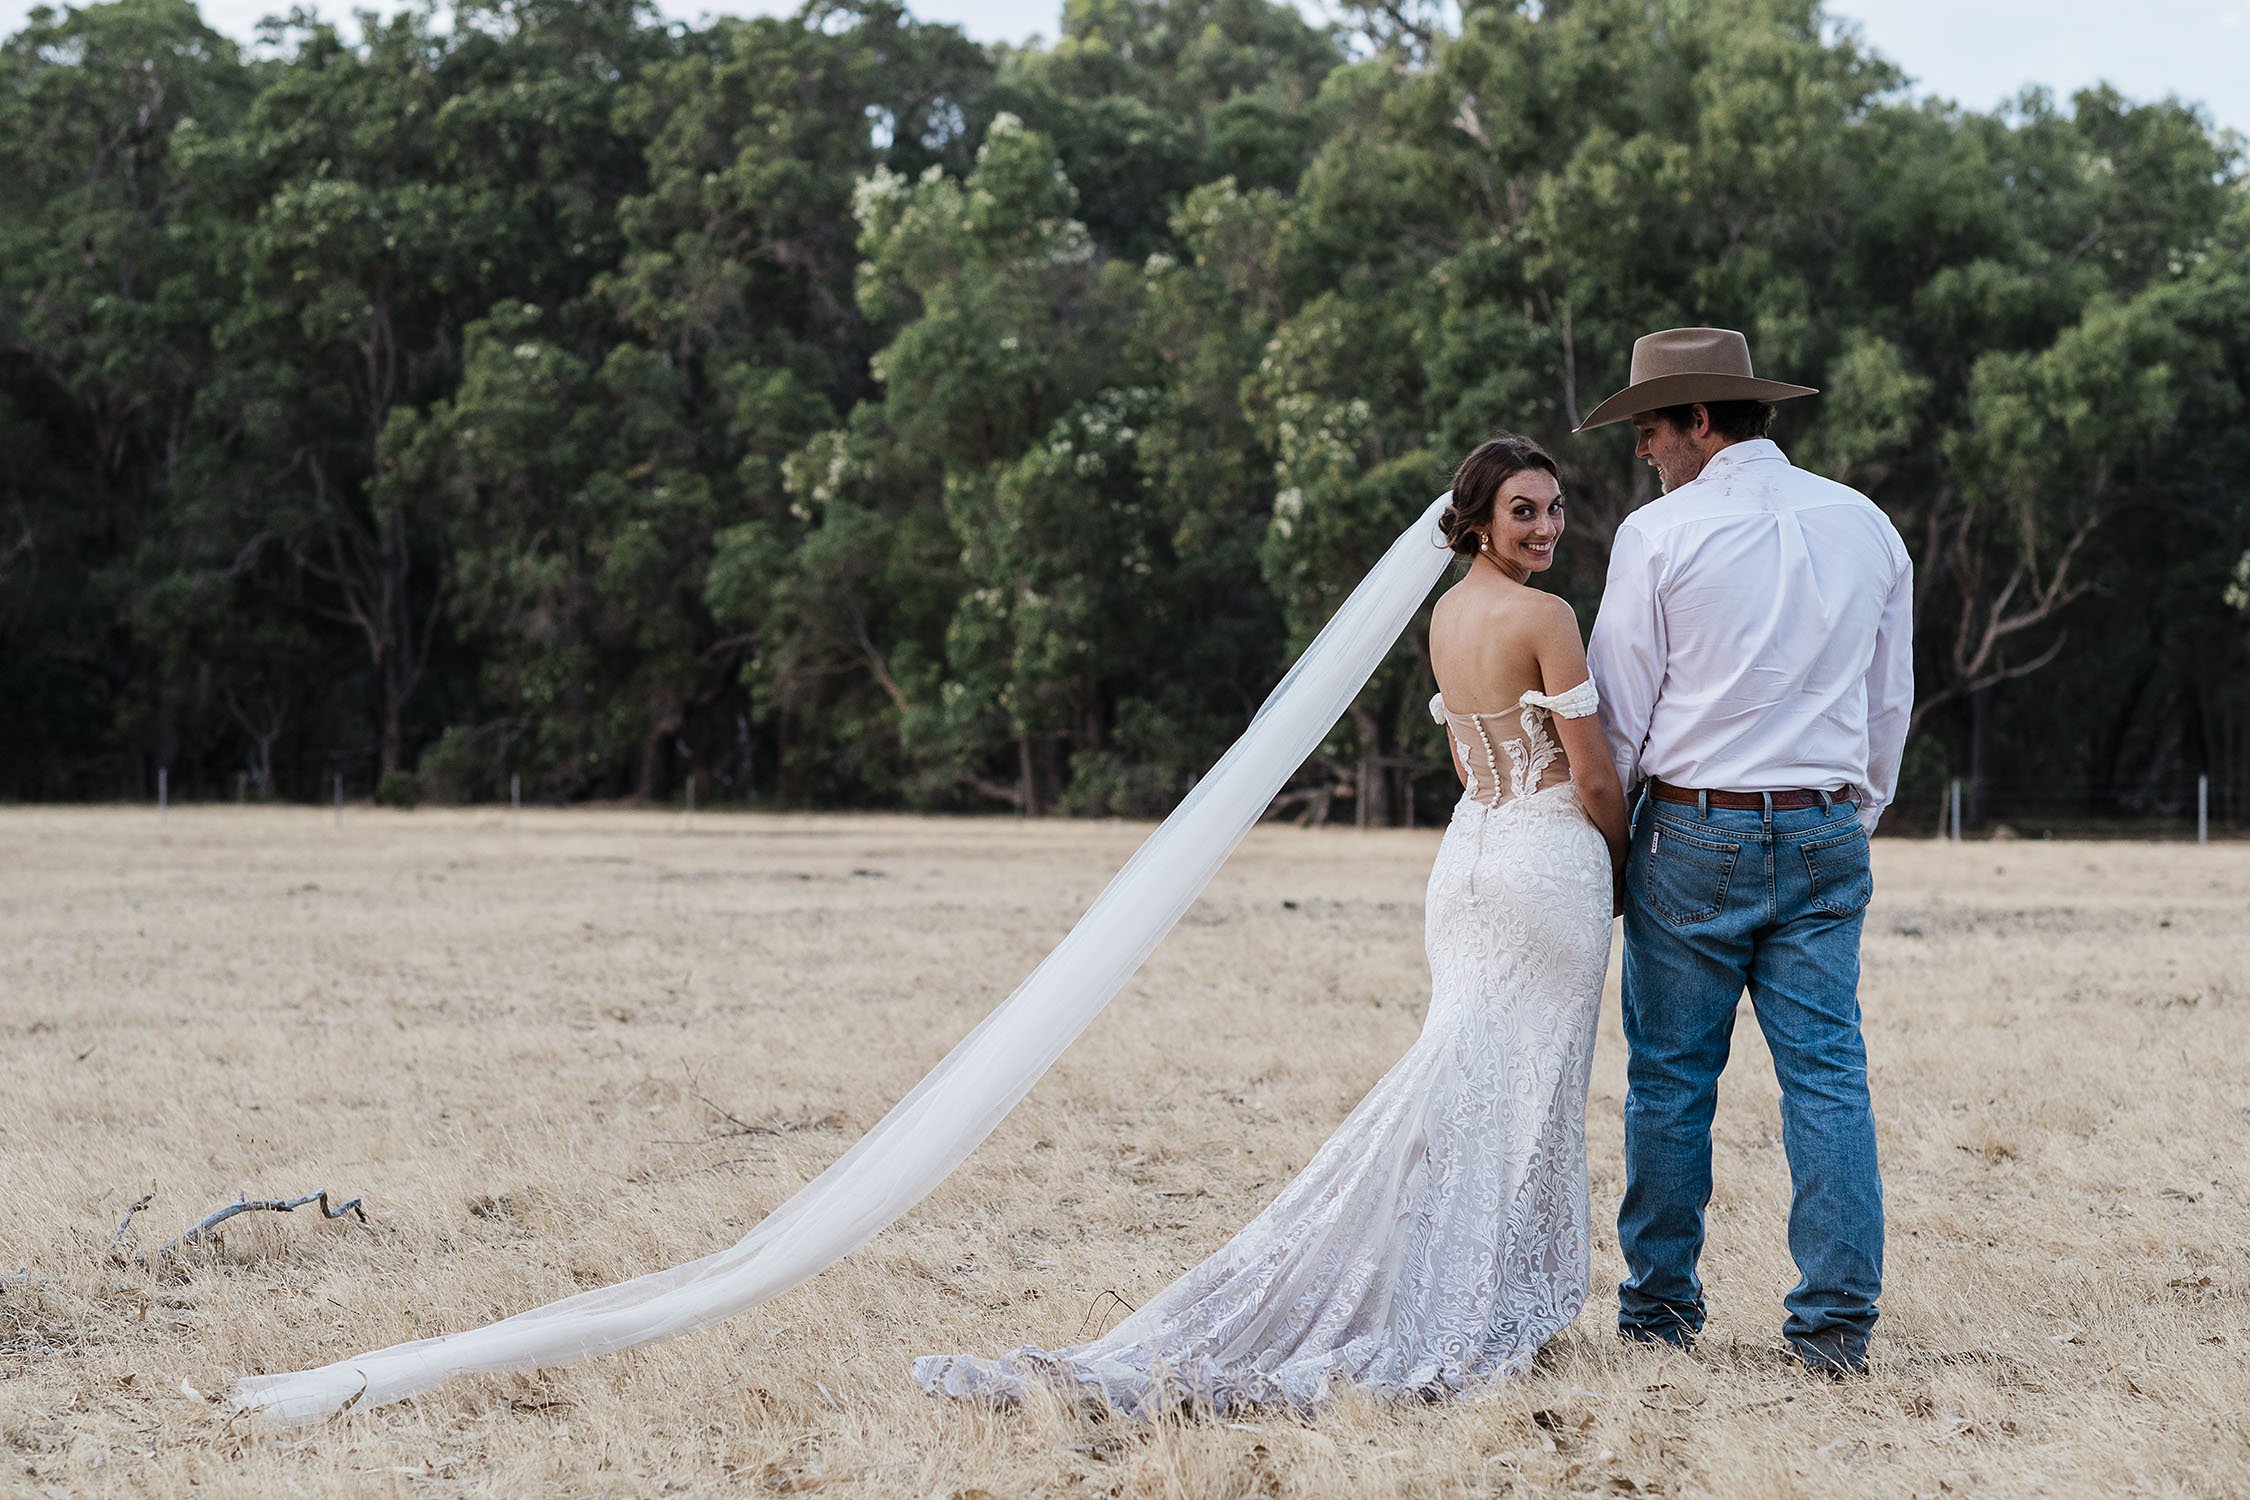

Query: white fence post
[158,767,168,819]
[511,773,521,831]
[1949,778,1962,843]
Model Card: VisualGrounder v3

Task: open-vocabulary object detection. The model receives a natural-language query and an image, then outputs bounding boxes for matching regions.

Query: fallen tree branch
[141,1190,368,1266]
[110,1192,156,1253]
[696,1092,771,1138]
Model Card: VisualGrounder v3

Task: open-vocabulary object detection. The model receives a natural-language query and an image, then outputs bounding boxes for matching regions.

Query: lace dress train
[914,682,1615,1414]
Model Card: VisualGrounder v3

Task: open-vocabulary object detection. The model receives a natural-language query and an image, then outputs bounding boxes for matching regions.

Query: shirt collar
[1696,438,1786,480]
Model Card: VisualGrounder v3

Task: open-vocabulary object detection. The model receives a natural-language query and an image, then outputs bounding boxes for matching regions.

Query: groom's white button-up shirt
[1586,439,1914,834]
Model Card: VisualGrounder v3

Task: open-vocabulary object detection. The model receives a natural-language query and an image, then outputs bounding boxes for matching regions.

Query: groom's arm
[1585,521,1664,802]
[1858,546,1915,834]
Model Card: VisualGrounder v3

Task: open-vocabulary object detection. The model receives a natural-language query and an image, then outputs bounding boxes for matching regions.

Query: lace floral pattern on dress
[915,682,1614,1415]
[1431,679,1602,808]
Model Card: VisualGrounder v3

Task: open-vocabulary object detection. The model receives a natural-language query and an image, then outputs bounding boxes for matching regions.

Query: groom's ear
[1686,403,1714,441]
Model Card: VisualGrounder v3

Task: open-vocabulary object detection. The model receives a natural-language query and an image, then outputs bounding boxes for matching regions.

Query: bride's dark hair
[1440,436,1560,559]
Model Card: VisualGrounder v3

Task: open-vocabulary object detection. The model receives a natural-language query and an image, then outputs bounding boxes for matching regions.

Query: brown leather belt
[1651,780,1853,811]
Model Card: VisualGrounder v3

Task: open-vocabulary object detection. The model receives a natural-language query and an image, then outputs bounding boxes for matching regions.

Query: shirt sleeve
[1858,544,1915,834]
[1586,521,1664,799]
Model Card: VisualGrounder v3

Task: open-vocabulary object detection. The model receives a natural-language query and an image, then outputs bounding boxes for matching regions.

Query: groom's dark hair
[1650,399,1776,442]
[1442,436,1560,559]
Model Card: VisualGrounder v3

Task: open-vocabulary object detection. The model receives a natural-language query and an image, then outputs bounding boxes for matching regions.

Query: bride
[232,436,1625,1423]
[916,435,1628,1412]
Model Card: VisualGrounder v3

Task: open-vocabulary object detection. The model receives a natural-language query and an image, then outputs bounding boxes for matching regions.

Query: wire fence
[1889,776,2237,843]
[134,767,2246,844]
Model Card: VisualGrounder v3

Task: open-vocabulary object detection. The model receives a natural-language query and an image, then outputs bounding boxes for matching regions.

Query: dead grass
[2,805,2247,1497]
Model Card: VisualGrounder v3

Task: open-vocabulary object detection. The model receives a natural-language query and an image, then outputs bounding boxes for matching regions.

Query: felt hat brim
[1575,372,1818,432]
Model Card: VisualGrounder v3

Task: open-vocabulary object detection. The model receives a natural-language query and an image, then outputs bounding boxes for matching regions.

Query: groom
[1579,328,1914,1376]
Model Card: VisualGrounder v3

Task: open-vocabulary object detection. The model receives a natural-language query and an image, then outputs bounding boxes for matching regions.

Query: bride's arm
[1531,598,1628,871]
[1558,713,1628,872]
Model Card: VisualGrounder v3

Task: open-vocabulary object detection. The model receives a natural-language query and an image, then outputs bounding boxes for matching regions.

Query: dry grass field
[3,805,2248,1498]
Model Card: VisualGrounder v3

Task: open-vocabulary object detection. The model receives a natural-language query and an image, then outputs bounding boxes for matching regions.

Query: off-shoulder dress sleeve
[1519,679,1601,720]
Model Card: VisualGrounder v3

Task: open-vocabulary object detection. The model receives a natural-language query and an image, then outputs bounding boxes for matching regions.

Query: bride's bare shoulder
[1436,578,1577,631]
[1430,575,1487,627]
[1517,587,1584,636]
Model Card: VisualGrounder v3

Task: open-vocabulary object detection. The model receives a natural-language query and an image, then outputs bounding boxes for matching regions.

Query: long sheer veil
[234,493,1456,1423]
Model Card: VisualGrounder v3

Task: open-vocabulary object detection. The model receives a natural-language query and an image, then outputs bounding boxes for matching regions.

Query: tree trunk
[377,649,403,777]
[1017,732,1039,816]
[1078,703,1109,817]
[1353,708,1392,828]
[1035,736,1063,815]
[1966,684,1991,830]
[2087,615,2164,816]
[775,708,791,804]
[636,706,686,802]
[2183,680,2211,783]
[637,728,666,802]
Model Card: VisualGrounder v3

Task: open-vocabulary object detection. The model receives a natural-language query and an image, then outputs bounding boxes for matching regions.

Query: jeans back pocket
[1800,826,1874,917]
[1639,821,1740,926]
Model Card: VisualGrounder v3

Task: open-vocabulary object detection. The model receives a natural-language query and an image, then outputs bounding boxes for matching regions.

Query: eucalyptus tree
[0,0,253,795]
[186,0,660,781]
[612,2,993,803]
[837,114,1148,811]
[989,0,1341,257]
[1,0,2243,825]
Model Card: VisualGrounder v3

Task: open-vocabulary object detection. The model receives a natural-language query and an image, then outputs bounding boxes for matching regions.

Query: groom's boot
[1618,1316,1697,1354]
[1785,1327,1868,1378]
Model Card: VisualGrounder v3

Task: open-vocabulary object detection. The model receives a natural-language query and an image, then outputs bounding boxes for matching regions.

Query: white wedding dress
[233,494,1616,1426]
[915,680,1615,1413]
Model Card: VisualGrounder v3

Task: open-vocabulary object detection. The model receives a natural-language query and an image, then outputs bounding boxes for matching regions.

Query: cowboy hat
[1575,326,1817,432]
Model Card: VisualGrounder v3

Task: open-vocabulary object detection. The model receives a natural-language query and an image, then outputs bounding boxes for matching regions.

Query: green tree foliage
[3,0,2246,826]
[0,0,253,794]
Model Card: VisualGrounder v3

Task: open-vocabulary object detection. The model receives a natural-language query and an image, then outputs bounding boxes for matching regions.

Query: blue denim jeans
[1616,790,1883,1356]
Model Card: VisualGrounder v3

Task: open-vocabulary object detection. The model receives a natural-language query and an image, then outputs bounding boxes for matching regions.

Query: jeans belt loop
[1696,788,1709,819]
[1760,790,1773,825]
[1818,787,1833,812]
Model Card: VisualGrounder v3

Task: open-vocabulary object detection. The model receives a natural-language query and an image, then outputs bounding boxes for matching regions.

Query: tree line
[4,0,2246,828]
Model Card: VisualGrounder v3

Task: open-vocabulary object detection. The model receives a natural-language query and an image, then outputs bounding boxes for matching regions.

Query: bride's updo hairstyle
[1439,436,1560,560]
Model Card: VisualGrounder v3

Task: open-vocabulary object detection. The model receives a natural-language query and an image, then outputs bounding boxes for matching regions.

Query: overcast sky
[6,0,2243,137]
